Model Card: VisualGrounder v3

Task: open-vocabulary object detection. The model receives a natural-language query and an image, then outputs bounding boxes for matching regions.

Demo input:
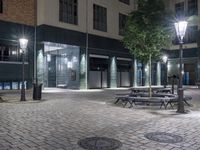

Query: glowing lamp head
[174,21,188,42]
[162,55,168,63]
[19,38,28,49]
[67,61,72,69]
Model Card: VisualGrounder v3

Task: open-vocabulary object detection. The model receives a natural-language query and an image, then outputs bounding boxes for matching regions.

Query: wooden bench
[154,88,172,94]
[114,93,192,109]
[0,93,4,102]
[127,97,170,109]
[165,95,192,108]
[114,94,131,107]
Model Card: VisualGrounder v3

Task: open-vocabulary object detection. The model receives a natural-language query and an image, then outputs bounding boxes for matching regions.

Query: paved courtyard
[0,87,200,150]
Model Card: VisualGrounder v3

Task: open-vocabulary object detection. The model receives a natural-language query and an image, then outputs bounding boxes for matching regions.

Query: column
[157,62,161,86]
[133,59,137,87]
[197,50,200,82]
[109,56,117,88]
[80,49,89,89]
[37,47,44,85]
[145,63,149,86]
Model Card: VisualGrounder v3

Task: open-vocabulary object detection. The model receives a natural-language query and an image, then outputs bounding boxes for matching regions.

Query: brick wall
[0,0,36,26]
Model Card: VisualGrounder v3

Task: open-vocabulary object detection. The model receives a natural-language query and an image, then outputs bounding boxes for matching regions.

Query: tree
[123,0,172,96]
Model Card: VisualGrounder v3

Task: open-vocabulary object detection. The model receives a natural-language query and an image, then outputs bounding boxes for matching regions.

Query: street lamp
[19,38,28,101]
[174,21,188,113]
[162,55,168,88]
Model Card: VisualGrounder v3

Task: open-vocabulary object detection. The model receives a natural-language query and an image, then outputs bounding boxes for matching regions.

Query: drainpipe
[85,0,89,89]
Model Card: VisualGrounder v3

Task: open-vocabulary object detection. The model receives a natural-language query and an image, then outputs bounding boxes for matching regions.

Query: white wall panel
[37,0,135,40]
[121,72,130,87]
[89,71,101,88]
[102,71,107,88]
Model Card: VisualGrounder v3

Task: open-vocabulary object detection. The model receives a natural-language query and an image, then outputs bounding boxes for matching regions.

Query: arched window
[0,0,3,13]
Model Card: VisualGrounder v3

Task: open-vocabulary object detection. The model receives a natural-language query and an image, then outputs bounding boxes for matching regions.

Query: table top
[130,87,172,93]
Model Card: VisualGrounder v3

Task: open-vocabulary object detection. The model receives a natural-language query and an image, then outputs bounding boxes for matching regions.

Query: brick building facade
[0,0,36,26]
[0,0,35,90]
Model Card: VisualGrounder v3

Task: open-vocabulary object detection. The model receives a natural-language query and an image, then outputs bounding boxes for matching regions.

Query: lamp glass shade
[67,61,72,69]
[72,56,78,63]
[174,21,188,41]
[162,55,168,63]
[19,38,28,49]
[47,54,51,62]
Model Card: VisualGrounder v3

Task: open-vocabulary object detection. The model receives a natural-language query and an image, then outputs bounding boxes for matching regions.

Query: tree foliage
[123,0,172,63]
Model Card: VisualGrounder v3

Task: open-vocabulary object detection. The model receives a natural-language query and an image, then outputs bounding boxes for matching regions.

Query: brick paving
[0,87,200,150]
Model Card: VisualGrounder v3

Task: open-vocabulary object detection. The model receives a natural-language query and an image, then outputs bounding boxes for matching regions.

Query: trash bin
[33,83,42,100]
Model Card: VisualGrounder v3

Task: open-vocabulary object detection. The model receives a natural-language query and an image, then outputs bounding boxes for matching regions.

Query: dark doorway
[184,63,196,85]
[117,60,131,87]
[89,57,108,89]
[48,55,56,87]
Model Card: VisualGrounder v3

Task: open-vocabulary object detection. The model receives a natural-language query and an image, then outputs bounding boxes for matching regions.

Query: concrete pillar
[130,61,133,87]
[145,63,149,86]
[109,56,117,88]
[37,49,44,85]
[80,49,88,89]
[133,59,137,87]
[157,62,161,86]
[197,50,200,82]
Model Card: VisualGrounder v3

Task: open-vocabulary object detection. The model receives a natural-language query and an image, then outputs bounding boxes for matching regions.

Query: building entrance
[117,60,131,87]
[43,42,80,89]
[89,57,108,89]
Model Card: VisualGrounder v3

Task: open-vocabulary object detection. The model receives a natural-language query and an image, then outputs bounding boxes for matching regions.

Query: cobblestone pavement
[0,87,200,150]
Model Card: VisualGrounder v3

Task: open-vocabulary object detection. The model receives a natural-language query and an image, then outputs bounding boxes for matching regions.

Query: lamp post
[174,21,188,113]
[162,55,168,88]
[19,38,28,101]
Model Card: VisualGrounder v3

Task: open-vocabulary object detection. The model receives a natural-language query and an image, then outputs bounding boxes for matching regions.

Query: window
[0,0,3,13]
[119,13,128,35]
[4,82,11,90]
[59,0,78,25]
[173,26,198,44]
[0,44,24,62]
[184,26,198,43]
[12,82,19,90]
[93,4,107,32]
[188,0,198,16]
[119,0,130,5]
[175,2,185,18]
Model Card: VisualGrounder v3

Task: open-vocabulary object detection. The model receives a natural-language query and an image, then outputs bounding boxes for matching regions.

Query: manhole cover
[78,137,122,150]
[144,132,183,143]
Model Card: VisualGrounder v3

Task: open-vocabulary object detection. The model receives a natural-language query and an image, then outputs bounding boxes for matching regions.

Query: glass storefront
[44,42,80,89]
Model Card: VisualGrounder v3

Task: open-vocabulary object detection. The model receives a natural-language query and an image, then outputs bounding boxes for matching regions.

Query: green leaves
[123,0,172,63]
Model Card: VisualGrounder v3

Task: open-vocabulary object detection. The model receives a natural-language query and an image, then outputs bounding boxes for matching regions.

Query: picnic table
[130,86,172,94]
[154,88,172,93]
[196,82,200,89]
[114,92,192,109]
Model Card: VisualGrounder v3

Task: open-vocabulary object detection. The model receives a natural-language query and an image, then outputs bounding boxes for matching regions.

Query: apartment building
[1,0,192,90]
[166,0,200,85]
[0,0,138,90]
[0,0,35,90]
[36,0,139,89]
